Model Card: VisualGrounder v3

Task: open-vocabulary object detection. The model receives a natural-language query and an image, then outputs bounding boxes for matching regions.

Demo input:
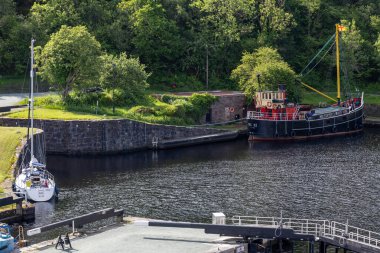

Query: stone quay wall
[13,131,45,176]
[0,118,227,155]
[364,104,380,117]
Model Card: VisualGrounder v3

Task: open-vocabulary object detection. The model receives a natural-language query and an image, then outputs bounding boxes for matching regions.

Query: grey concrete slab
[36,222,235,253]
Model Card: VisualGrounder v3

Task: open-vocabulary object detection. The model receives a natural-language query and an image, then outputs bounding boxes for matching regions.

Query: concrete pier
[23,218,241,253]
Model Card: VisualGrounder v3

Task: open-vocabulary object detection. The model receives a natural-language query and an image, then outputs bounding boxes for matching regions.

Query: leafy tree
[371,16,380,55]
[256,0,296,46]
[0,0,33,74]
[36,25,102,100]
[189,0,255,84]
[30,0,80,43]
[340,19,372,82]
[100,52,150,105]
[191,0,255,44]
[231,47,300,101]
[119,1,182,72]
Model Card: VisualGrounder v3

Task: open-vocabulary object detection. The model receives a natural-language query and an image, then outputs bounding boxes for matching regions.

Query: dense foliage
[20,93,217,125]
[100,52,150,106]
[1,0,379,92]
[231,47,301,102]
[36,25,102,100]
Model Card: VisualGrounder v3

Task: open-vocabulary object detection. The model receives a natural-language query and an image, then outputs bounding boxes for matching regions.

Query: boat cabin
[255,85,287,110]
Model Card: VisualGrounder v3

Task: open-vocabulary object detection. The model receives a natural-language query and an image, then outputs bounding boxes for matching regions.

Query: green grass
[6,108,113,120]
[302,91,380,105]
[0,127,28,191]
[8,92,217,125]
[5,106,192,125]
[364,94,380,104]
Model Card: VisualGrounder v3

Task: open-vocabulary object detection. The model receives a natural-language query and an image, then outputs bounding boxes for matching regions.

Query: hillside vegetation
[0,0,380,108]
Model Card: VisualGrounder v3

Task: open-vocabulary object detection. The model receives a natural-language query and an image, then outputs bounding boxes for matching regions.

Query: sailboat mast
[30,39,35,160]
[335,24,341,105]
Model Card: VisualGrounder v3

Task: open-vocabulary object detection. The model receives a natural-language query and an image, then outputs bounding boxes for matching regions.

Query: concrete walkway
[27,220,238,253]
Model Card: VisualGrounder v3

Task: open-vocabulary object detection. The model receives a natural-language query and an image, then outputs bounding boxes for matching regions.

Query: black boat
[247,24,364,141]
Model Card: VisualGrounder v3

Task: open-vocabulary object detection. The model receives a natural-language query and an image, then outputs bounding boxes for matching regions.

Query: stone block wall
[0,118,227,155]
[204,92,246,123]
[13,131,45,177]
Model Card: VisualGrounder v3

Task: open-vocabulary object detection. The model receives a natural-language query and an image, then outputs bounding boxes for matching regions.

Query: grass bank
[7,108,113,120]
[302,92,380,105]
[0,127,28,193]
[6,93,217,125]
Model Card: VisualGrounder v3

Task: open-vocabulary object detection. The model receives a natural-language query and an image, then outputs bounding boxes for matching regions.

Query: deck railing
[231,216,380,250]
[247,104,362,121]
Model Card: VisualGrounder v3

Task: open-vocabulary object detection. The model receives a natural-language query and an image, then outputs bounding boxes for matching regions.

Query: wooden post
[16,201,23,216]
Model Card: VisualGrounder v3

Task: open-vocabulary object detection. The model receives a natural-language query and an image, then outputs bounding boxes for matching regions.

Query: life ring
[267,102,272,107]
[230,107,235,113]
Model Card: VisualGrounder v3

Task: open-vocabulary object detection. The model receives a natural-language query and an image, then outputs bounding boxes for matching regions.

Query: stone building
[170,91,247,124]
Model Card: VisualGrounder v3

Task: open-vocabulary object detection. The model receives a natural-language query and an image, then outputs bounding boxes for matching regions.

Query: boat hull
[248,106,364,141]
[0,236,14,253]
[15,173,56,202]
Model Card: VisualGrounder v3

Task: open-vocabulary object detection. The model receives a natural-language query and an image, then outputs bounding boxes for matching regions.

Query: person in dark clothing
[64,233,72,249]
[55,235,65,250]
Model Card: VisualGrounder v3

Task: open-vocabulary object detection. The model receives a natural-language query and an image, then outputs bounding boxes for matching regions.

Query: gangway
[231,215,380,253]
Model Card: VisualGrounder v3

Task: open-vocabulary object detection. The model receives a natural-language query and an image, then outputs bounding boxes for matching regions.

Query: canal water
[34,128,379,233]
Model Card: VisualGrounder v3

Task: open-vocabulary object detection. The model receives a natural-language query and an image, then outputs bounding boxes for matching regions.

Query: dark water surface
[34,129,380,233]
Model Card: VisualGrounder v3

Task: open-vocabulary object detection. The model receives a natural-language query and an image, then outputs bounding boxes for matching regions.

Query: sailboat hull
[15,173,56,202]
[248,105,364,141]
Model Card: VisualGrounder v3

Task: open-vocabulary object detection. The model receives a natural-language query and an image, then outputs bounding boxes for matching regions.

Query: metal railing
[247,103,363,122]
[230,216,380,250]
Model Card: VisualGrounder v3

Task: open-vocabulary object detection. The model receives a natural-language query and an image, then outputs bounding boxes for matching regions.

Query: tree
[30,0,80,43]
[256,0,296,46]
[340,19,372,82]
[0,0,33,74]
[119,1,182,72]
[231,47,300,102]
[36,25,102,100]
[100,52,150,106]
[371,16,380,60]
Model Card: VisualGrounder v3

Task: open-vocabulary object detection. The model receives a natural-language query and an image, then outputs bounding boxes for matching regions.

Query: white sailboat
[14,39,57,202]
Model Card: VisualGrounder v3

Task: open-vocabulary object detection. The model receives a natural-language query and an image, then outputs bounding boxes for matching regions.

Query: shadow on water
[30,129,379,240]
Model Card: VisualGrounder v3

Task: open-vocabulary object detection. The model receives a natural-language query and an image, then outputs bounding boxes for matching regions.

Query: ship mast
[335,24,341,105]
[30,39,35,164]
